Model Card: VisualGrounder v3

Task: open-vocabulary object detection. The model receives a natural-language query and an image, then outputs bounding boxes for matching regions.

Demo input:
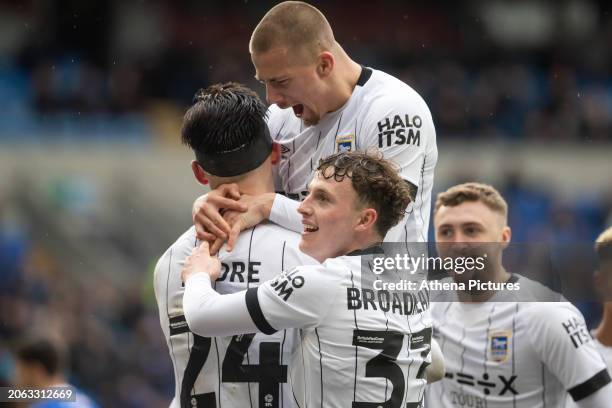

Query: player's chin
[298,237,315,256]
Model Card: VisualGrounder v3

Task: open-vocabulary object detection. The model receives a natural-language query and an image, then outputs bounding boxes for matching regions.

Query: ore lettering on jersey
[218,261,261,283]
[377,114,422,147]
[346,287,429,315]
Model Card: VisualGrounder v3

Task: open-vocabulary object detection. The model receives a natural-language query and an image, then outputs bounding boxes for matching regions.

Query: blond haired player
[426,183,612,408]
[191,1,437,251]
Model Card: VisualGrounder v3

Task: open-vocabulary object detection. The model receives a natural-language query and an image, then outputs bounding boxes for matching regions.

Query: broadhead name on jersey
[377,114,422,147]
[346,287,429,316]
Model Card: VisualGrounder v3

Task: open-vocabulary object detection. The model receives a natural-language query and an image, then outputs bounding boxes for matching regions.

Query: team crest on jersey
[336,134,355,152]
[488,331,511,362]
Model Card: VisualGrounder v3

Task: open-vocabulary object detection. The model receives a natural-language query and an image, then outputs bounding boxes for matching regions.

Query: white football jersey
[243,251,432,408]
[426,275,611,408]
[153,223,316,408]
[267,66,437,243]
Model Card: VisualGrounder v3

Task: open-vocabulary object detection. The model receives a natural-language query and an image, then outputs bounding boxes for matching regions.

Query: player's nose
[297,198,313,216]
[266,85,286,106]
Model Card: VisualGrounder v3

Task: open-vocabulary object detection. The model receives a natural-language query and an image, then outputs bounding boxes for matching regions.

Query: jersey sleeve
[183,273,260,337]
[268,194,303,233]
[359,90,436,190]
[246,265,339,333]
[525,303,611,402]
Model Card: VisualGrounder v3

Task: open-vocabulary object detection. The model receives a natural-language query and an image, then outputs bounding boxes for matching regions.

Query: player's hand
[182,241,221,282]
[192,184,247,242]
[209,192,275,254]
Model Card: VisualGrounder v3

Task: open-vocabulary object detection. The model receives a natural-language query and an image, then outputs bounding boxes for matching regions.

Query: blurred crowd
[0,0,611,141]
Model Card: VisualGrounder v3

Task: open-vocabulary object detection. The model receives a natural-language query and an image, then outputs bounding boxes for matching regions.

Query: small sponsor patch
[336,134,355,152]
[489,330,511,362]
[169,314,190,336]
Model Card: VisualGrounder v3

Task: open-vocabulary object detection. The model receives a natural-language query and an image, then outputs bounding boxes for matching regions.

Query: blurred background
[0,0,611,406]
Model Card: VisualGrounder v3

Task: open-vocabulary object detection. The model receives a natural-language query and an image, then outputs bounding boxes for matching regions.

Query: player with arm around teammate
[191,1,437,251]
[182,151,440,408]
[153,82,317,408]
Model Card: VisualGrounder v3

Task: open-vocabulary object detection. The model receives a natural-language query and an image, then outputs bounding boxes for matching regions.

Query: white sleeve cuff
[269,194,303,233]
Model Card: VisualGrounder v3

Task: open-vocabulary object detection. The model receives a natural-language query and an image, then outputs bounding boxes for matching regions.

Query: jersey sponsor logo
[450,390,485,407]
[169,314,190,336]
[335,134,355,152]
[346,287,429,315]
[488,330,511,362]
[445,371,518,396]
[377,114,422,148]
[280,144,291,155]
[562,316,591,349]
[218,261,261,283]
[410,327,432,350]
[269,268,305,301]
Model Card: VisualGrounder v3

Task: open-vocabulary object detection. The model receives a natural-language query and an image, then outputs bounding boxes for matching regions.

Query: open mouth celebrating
[292,104,304,118]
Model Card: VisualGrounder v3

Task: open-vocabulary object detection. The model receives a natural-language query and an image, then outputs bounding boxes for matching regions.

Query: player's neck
[324,46,362,114]
[344,235,382,258]
[210,165,275,196]
[595,302,612,347]
[234,175,274,196]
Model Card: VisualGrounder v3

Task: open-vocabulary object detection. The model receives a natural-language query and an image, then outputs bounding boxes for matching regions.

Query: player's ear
[500,225,511,249]
[355,208,378,233]
[191,160,209,186]
[593,270,606,299]
[317,51,334,78]
[270,143,280,165]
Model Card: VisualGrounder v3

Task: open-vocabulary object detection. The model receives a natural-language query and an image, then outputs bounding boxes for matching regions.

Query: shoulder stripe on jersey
[281,329,287,408]
[245,287,277,335]
[281,241,286,270]
[568,368,611,401]
[512,303,518,408]
[291,386,303,408]
[350,270,359,402]
[299,329,309,408]
[315,328,324,408]
[214,337,222,408]
[333,111,344,142]
[541,362,546,406]
[417,154,427,242]
[165,248,180,384]
[483,304,497,374]
[356,66,373,86]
